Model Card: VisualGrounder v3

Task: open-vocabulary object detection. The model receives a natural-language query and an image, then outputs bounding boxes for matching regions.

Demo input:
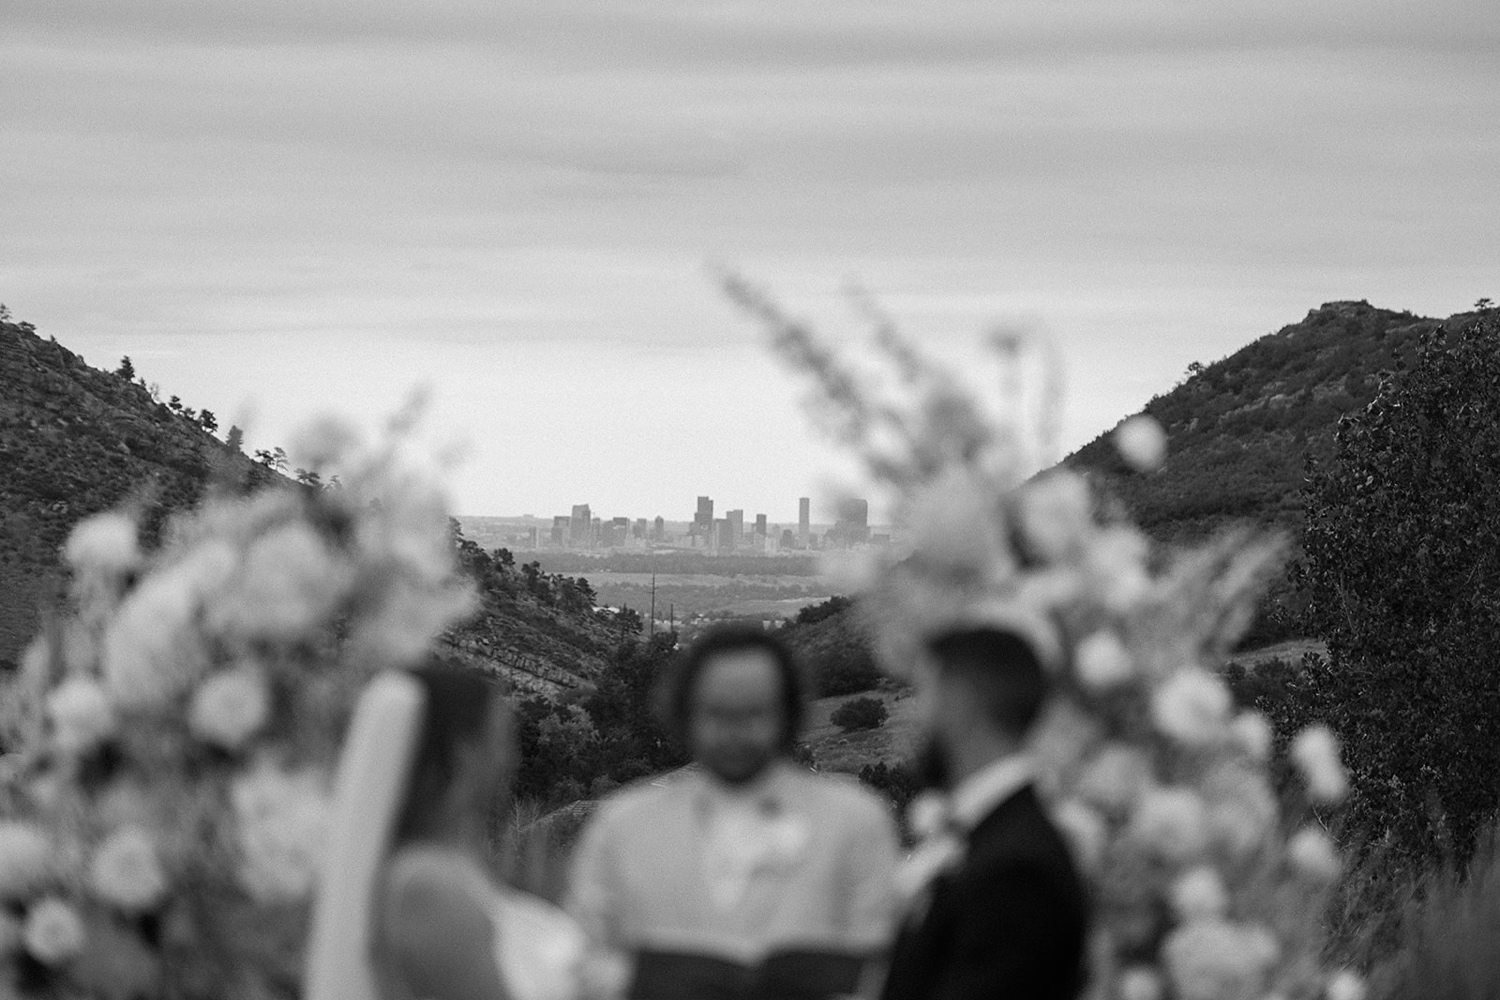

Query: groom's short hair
[926,626,1049,739]
[660,625,806,751]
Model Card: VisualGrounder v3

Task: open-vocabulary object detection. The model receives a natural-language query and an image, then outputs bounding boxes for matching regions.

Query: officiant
[568,625,902,1000]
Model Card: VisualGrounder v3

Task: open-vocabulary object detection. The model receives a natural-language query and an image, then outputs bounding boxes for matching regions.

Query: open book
[628,947,869,1000]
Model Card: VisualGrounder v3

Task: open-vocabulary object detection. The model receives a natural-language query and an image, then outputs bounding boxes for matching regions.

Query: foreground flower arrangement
[0,419,473,998]
[727,276,1359,1000]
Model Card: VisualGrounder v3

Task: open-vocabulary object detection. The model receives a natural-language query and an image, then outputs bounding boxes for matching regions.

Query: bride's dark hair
[393,663,508,844]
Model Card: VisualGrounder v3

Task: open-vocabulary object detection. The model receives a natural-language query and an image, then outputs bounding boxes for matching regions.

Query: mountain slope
[0,318,279,663]
[1065,300,1483,541]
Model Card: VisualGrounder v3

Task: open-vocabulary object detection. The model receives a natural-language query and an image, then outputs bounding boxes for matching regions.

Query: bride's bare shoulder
[381,846,508,1000]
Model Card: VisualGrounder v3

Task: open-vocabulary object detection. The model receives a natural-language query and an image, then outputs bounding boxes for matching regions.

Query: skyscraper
[726,509,744,548]
[570,504,592,545]
[694,496,714,543]
[798,497,810,547]
[754,513,768,536]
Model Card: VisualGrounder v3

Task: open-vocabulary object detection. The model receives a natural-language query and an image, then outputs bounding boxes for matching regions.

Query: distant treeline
[508,551,821,577]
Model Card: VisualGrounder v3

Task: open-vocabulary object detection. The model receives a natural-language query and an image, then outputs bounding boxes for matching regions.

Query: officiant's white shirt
[568,761,901,964]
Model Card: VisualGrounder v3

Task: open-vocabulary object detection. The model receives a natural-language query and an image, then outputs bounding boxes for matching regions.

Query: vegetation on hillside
[0,314,278,665]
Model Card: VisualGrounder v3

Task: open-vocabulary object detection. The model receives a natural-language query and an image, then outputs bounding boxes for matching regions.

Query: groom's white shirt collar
[949,753,1033,833]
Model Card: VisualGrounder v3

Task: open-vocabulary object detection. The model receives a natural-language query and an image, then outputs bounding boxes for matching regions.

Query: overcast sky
[4,1,1497,523]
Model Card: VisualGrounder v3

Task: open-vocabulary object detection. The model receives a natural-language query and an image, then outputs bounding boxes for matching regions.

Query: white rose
[1163,920,1279,1000]
[102,542,235,708]
[0,822,54,900]
[89,826,169,913]
[1170,865,1229,920]
[46,677,116,755]
[1118,967,1164,1000]
[189,667,271,750]
[210,522,353,643]
[1290,725,1348,805]
[1152,671,1231,748]
[63,513,140,577]
[1327,971,1366,1000]
[22,897,86,966]
[1114,415,1168,472]
[1127,787,1210,863]
[1287,827,1342,882]
[1231,711,1274,761]
[1077,744,1154,815]
[232,762,330,903]
[1075,630,1135,691]
[1084,526,1152,613]
[1013,471,1093,564]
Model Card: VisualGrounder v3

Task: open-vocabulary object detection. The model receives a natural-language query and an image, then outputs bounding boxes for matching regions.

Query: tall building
[832,497,871,547]
[653,515,665,541]
[726,509,744,549]
[694,496,714,543]
[570,504,592,545]
[551,515,569,546]
[754,513,768,537]
[798,497,810,547]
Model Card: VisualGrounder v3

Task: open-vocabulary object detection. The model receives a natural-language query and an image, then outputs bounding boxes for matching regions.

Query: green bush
[1293,314,1500,871]
[831,696,887,732]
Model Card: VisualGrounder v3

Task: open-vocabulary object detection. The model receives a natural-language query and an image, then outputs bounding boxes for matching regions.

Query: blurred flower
[819,549,886,595]
[46,677,115,755]
[22,897,86,966]
[89,826,169,913]
[1053,799,1107,870]
[102,543,236,708]
[1127,787,1210,863]
[1013,471,1092,564]
[1077,744,1153,815]
[1114,415,1168,472]
[1290,725,1349,805]
[1327,971,1366,1000]
[1287,827,1342,882]
[907,792,950,843]
[231,761,329,903]
[1152,671,1231,748]
[906,467,1010,581]
[1083,527,1152,614]
[1170,865,1229,920]
[0,821,53,900]
[189,667,271,751]
[63,513,140,577]
[211,522,353,643]
[289,415,361,471]
[1118,967,1164,1000]
[1163,919,1279,1000]
[1231,711,1274,762]
[1204,768,1278,858]
[1074,630,1134,691]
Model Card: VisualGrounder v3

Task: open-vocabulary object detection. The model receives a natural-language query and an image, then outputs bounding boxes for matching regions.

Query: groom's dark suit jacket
[881,784,1088,1000]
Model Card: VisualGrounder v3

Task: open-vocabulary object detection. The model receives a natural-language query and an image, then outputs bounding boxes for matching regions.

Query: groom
[881,626,1088,1000]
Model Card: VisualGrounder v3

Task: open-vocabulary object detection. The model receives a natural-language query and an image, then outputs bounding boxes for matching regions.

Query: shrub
[1295,315,1500,870]
[831,696,887,732]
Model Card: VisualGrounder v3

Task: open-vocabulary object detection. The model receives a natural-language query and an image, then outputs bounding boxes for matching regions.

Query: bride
[305,665,586,1000]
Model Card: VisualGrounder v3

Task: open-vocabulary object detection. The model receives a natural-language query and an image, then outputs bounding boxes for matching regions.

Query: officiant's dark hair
[927,627,1049,739]
[394,661,508,844]
[661,625,806,750]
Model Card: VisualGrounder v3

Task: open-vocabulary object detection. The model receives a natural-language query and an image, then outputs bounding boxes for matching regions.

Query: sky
[3,1,1498,524]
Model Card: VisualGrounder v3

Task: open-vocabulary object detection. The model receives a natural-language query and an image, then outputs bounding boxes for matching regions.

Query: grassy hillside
[1066,300,1483,540]
[0,316,278,664]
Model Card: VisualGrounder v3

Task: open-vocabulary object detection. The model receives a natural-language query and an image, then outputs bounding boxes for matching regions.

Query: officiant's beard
[914,735,953,792]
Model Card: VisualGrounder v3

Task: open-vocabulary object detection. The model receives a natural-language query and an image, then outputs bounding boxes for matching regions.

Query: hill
[0,311,622,694]
[1065,299,1484,541]
[0,315,281,664]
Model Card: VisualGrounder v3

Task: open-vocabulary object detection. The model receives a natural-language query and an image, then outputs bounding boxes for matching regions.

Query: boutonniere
[895,792,966,908]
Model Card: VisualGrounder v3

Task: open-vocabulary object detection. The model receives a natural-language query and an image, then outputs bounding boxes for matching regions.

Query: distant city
[468,495,891,554]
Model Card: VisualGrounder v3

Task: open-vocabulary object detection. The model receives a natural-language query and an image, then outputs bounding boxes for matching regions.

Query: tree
[225,426,244,452]
[168,395,183,413]
[116,356,136,380]
[198,410,217,433]
[1291,315,1500,869]
[254,446,287,472]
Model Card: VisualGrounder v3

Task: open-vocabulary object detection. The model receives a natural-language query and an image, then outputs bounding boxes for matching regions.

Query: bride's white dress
[305,672,585,1000]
